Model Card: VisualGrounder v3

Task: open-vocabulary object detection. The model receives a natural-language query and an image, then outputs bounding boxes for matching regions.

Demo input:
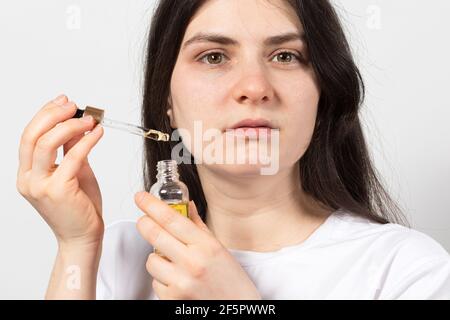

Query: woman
[17,0,450,299]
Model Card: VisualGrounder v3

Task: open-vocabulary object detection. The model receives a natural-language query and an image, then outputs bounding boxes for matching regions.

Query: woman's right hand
[17,94,105,250]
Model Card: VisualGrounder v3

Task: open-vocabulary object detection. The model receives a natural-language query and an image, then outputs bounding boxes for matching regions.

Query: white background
[0,0,449,299]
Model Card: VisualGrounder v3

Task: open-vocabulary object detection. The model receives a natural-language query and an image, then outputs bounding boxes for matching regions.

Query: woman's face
[169,0,320,176]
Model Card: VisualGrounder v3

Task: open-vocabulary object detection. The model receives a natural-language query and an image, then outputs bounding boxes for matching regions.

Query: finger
[152,278,171,300]
[136,215,188,265]
[135,192,207,245]
[18,95,70,172]
[18,95,75,173]
[42,94,68,110]
[188,200,210,233]
[53,124,104,182]
[146,252,177,286]
[63,132,84,155]
[31,116,96,178]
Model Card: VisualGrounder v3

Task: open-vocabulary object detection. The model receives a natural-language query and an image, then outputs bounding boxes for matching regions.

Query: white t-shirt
[96,209,450,299]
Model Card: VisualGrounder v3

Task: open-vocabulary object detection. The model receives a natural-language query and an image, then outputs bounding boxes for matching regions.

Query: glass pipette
[73,106,170,142]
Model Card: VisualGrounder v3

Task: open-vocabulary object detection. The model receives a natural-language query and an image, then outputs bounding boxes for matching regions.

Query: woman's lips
[230,118,274,129]
[224,118,278,139]
[225,126,275,139]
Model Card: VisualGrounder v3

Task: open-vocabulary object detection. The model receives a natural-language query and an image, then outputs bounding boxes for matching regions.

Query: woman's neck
[196,164,333,252]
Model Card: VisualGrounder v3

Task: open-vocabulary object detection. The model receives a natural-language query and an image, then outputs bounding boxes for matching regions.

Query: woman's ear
[166,108,176,129]
[167,95,176,129]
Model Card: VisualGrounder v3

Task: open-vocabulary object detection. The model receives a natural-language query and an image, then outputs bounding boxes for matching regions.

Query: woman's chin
[205,162,273,178]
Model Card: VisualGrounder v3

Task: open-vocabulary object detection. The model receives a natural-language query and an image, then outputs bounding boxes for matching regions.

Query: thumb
[188,200,210,233]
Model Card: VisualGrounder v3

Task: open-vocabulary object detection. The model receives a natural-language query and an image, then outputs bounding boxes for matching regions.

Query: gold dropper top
[144,129,170,141]
[75,106,170,142]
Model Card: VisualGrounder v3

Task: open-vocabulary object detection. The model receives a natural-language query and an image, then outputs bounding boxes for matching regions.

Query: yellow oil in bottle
[154,202,189,257]
[169,202,189,218]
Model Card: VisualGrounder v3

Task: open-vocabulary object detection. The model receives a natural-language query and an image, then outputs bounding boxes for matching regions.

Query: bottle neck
[156,160,179,183]
[156,172,179,183]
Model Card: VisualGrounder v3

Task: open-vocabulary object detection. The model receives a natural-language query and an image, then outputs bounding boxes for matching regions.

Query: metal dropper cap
[74,106,105,124]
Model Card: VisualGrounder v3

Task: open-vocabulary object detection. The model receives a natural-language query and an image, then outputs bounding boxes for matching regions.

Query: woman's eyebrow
[182,32,305,50]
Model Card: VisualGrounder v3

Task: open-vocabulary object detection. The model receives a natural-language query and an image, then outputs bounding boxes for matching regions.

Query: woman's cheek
[170,114,220,162]
[280,102,319,165]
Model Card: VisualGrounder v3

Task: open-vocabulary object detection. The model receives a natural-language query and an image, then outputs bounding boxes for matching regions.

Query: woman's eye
[271,51,302,64]
[198,51,303,66]
[199,52,227,65]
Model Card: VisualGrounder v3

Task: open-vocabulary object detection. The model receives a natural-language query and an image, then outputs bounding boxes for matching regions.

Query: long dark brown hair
[141,0,408,226]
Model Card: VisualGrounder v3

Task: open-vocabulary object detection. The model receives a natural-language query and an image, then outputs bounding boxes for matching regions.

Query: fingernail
[62,101,75,109]
[81,115,93,123]
[89,124,102,134]
[53,94,67,105]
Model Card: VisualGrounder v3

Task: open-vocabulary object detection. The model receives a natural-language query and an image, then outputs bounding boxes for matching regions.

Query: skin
[135,193,262,299]
[138,0,334,299]
[17,94,104,299]
[168,0,333,253]
[17,0,333,300]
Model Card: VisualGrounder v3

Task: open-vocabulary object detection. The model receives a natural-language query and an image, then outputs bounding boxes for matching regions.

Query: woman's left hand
[134,191,262,300]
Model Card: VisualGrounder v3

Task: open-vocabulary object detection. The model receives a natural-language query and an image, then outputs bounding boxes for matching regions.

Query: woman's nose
[231,65,275,106]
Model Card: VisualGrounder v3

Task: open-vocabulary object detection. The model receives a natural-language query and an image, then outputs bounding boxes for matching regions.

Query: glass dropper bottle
[72,106,170,142]
[149,159,190,257]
